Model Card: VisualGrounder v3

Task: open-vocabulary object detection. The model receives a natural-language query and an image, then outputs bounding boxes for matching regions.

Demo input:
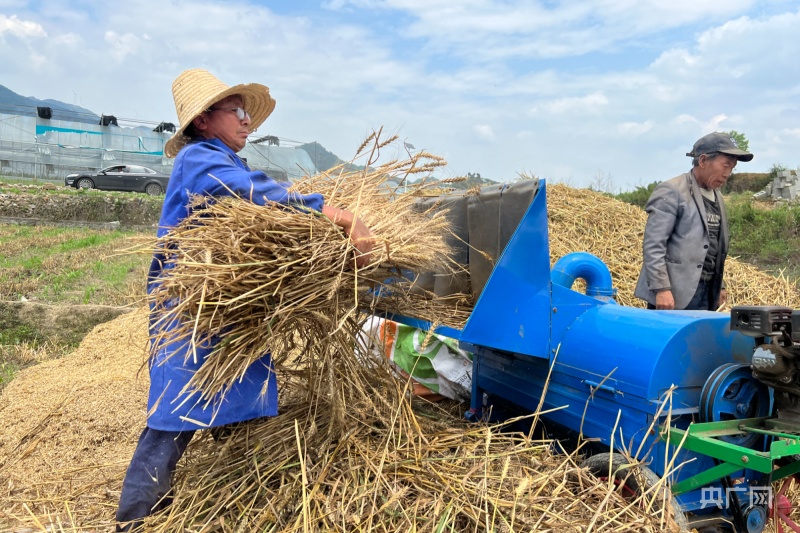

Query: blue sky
[1,0,799,191]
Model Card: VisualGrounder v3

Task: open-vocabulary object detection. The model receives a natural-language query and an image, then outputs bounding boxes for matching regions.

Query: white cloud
[29,51,46,68]
[595,0,757,31]
[672,114,730,132]
[0,14,46,38]
[533,93,609,115]
[651,48,699,74]
[326,0,758,61]
[617,121,654,136]
[323,0,382,8]
[0,1,798,189]
[705,114,738,133]
[651,10,800,87]
[104,31,142,63]
[52,33,81,46]
[674,114,699,126]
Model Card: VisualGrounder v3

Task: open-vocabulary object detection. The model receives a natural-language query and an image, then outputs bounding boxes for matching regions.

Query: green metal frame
[660,416,800,496]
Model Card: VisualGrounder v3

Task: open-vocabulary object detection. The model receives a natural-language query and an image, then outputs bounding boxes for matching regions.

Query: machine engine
[731,305,800,424]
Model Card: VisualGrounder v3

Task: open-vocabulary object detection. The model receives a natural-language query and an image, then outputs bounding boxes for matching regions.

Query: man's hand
[321,205,375,268]
[716,288,728,309]
[655,289,675,310]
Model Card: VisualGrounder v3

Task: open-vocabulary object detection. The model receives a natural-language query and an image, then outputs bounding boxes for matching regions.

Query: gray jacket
[634,171,729,309]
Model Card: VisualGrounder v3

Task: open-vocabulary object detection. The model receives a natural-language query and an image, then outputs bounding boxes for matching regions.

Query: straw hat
[164,68,276,158]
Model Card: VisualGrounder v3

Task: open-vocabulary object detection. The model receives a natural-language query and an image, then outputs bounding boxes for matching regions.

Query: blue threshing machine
[388,179,800,532]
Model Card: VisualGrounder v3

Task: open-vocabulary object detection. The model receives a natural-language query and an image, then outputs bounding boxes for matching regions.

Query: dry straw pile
[0,307,681,532]
[1,137,798,532]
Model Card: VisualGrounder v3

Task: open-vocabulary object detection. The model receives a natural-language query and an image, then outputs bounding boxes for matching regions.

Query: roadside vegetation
[615,191,800,281]
[726,193,800,280]
[0,176,119,196]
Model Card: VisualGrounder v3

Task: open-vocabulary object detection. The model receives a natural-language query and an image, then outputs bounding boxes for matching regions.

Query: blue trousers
[115,427,194,531]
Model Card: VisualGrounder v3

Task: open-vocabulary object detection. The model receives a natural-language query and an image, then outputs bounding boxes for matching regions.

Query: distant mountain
[0,84,99,124]
[297,141,364,173]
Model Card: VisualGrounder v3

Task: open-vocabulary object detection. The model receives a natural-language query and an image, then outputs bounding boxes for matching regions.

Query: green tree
[727,130,749,152]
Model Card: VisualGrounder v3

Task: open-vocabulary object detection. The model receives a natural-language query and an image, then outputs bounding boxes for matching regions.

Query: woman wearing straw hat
[115,69,374,531]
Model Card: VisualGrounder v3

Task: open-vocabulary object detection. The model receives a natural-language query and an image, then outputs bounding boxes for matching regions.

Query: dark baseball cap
[686,132,753,162]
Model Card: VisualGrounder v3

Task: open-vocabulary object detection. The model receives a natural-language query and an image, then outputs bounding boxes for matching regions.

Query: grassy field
[726,193,800,281]
[613,185,800,281]
[0,222,153,388]
[0,224,152,306]
[0,176,117,196]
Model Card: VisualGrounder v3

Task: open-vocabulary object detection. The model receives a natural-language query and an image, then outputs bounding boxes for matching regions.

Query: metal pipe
[551,252,617,299]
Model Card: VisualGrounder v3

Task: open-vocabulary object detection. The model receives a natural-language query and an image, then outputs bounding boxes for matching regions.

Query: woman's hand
[322,205,375,268]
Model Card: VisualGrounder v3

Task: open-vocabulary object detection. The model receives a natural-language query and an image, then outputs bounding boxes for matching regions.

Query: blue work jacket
[146,138,324,431]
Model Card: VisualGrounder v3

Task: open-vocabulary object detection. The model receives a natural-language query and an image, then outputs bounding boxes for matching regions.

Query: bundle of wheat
[138,146,690,531]
[147,135,466,421]
[137,161,688,530]
[0,309,684,533]
[5,309,795,533]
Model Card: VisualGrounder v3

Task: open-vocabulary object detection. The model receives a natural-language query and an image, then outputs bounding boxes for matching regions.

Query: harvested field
[1,174,799,532]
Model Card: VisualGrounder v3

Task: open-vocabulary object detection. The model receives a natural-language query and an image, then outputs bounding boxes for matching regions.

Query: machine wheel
[76,177,94,190]
[581,452,690,532]
[699,363,771,448]
[145,182,163,196]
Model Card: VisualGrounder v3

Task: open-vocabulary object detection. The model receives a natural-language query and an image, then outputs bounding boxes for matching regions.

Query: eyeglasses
[207,107,251,121]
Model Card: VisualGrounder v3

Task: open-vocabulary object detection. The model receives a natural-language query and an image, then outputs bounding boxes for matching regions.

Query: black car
[65,165,170,195]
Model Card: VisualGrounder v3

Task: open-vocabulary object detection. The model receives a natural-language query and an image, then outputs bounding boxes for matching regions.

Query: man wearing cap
[115,69,374,531]
[634,132,753,311]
